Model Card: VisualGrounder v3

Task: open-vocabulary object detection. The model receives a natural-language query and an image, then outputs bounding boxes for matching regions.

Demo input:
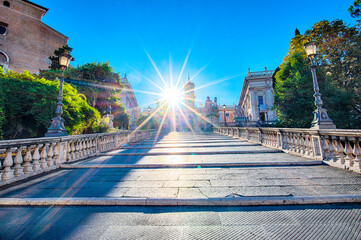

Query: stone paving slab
[131,140,242,146]
[0,205,360,239]
[120,143,260,149]
[107,144,278,155]
[1,132,360,239]
[0,166,360,200]
[74,153,320,165]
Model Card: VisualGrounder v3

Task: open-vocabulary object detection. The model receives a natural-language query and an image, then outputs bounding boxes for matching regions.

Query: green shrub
[0,68,102,139]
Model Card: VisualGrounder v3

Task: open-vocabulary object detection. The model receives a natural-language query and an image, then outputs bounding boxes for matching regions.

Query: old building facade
[219,104,236,127]
[0,0,68,73]
[120,74,141,130]
[236,68,277,126]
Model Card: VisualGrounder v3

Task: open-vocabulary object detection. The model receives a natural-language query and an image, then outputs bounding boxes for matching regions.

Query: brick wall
[0,0,68,73]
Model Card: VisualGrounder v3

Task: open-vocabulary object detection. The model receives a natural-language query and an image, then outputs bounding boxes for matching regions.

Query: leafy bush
[0,68,102,139]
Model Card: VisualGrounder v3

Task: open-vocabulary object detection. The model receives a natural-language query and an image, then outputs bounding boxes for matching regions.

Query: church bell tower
[184,76,195,108]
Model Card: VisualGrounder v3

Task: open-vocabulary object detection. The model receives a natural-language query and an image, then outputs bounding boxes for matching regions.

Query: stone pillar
[265,88,274,121]
[249,89,258,121]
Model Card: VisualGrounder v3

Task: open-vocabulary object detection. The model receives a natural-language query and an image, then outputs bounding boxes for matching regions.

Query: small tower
[184,75,195,107]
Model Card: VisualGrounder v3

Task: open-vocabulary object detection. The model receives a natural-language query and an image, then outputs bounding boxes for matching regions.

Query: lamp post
[147,106,151,115]
[223,104,227,127]
[304,41,336,129]
[45,52,72,137]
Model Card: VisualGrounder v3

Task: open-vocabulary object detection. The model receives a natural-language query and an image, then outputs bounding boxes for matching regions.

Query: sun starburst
[119,49,241,139]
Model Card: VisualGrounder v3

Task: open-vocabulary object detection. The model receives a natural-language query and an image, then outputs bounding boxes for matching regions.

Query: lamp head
[59,52,72,71]
[304,41,317,59]
[223,104,226,109]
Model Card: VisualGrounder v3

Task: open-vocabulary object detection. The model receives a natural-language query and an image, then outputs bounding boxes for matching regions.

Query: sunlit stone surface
[0,132,360,239]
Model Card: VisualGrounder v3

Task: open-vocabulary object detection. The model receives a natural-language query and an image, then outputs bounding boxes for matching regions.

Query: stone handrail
[0,130,155,187]
[214,127,361,173]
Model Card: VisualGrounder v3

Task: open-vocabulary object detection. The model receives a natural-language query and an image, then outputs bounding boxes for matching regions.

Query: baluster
[82,140,87,156]
[335,138,345,166]
[321,137,330,160]
[298,134,303,154]
[79,140,84,158]
[32,144,41,171]
[75,141,81,158]
[299,136,305,155]
[304,137,310,156]
[2,148,15,180]
[288,133,295,152]
[67,142,73,161]
[284,133,289,150]
[344,138,354,169]
[329,138,338,163]
[23,146,33,174]
[47,143,55,167]
[352,140,361,172]
[13,147,24,177]
[71,141,77,160]
[294,134,299,153]
[86,140,91,155]
[53,142,60,165]
[308,136,315,157]
[40,144,48,169]
[92,139,96,153]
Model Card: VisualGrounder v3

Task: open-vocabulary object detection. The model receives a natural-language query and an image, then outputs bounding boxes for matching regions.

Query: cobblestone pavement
[0,132,360,239]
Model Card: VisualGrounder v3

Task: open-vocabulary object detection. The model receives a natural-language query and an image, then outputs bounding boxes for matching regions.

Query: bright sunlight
[162,87,183,106]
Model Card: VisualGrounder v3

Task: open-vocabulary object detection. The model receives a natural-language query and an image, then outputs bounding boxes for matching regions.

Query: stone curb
[60,161,323,169]
[0,195,360,206]
[100,150,284,156]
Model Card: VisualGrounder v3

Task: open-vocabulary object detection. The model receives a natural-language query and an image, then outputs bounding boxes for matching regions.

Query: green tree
[0,68,102,139]
[349,0,361,18]
[39,61,131,130]
[274,53,314,127]
[136,115,158,130]
[295,28,301,36]
[274,20,361,129]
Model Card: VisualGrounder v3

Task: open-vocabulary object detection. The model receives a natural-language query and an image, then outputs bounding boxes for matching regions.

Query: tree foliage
[136,115,159,130]
[48,45,75,71]
[0,68,102,139]
[40,61,131,130]
[349,0,361,18]
[274,20,361,128]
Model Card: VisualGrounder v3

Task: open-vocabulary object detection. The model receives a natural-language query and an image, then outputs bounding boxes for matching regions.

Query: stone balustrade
[215,127,361,173]
[0,130,154,186]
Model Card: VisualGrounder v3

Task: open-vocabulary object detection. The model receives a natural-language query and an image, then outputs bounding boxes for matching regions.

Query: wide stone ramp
[0,132,360,206]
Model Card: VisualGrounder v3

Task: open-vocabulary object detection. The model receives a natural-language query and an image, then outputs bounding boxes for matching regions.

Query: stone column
[249,88,258,121]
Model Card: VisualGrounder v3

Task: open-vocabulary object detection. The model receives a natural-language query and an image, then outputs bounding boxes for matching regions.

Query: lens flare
[162,87,183,106]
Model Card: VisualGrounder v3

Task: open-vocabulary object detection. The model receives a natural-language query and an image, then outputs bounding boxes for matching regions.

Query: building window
[3,1,10,7]
[226,113,230,117]
[258,96,264,105]
[0,22,8,35]
[0,25,6,35]
[0,51,9,69]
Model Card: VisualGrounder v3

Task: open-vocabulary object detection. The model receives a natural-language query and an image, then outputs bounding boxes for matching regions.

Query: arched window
[3,1,10,7]
[0,51,9,70]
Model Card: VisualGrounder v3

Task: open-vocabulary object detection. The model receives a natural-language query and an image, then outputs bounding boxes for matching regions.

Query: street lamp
[304,41,336,129]
[147,106,151,115]
[45,52,73,137]
[223,104,227,127]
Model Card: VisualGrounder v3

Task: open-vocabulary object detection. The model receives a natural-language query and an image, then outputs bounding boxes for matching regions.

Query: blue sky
[36,0,356,109]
